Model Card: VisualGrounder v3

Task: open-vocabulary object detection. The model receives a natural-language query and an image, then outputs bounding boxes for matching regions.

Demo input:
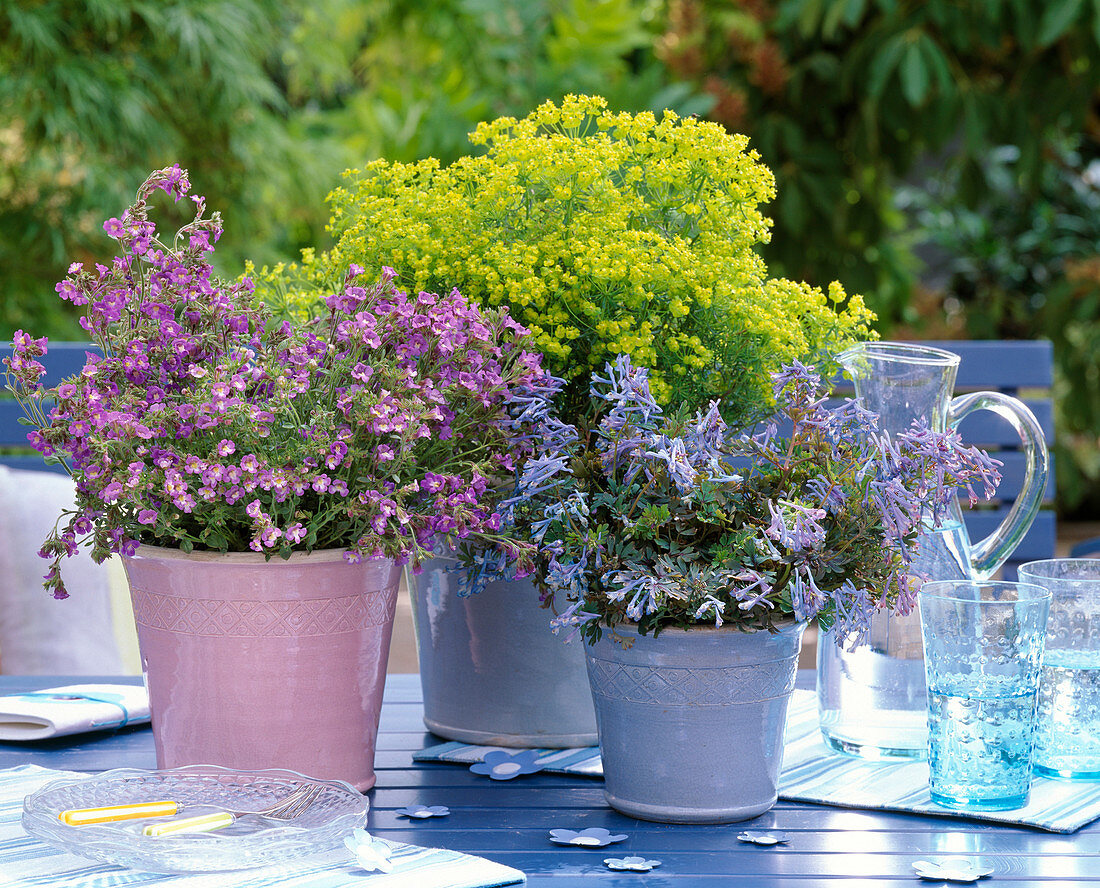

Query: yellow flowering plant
[260,95,875,425]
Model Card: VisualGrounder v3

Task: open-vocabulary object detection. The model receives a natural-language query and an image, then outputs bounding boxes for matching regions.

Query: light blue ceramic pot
[409,557,598,747]
[585,621,806,823]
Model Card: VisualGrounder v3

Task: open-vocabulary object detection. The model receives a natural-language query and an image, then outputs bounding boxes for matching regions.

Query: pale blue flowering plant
[502,355,1002,643]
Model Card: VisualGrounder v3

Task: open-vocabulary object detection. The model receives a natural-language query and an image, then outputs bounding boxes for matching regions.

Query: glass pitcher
[816,342,1049,759]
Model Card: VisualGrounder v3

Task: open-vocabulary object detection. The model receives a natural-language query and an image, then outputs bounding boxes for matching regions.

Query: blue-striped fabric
[0,766,525,887]
[779,690,1100,833]
[417,690,1100,834]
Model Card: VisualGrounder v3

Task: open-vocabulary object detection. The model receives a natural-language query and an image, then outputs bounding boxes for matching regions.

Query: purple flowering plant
[502,355,1003,642]
[4,167,546,599]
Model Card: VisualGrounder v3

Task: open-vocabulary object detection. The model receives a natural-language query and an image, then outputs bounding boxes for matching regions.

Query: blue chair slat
[0,400,32,447]
[1,343,101,472]
[1070,538,1100,558]
[3,342,99,388]
[967,518,1056,582]
[915,340,1056,508]
[965,510,1057,559]
[951,401,1054,445]
[919,340,1054,389]
[988,451,1056,504]
[0,454,66,473]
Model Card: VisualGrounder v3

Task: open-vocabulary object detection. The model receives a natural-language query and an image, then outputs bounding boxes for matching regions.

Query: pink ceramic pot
[122,545,400,791]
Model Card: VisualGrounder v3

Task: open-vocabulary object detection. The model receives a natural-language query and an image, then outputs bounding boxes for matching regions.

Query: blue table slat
[2,674,1098,885]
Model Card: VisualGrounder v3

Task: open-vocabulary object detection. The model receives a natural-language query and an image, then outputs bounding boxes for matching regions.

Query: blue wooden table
[3,674,1099,886]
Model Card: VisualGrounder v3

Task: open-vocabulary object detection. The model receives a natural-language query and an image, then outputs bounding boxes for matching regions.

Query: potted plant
[255,95,877,747]
[4,166,545,790]
[500,355,1001,823]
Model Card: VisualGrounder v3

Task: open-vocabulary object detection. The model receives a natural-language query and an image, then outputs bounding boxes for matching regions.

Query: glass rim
[1019,558,1100,581]
[837,341,961,368]
[919,579,1051,603]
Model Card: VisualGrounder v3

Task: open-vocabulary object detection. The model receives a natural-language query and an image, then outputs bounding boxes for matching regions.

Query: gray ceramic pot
[409,557,598,747]
[585,621,806,823]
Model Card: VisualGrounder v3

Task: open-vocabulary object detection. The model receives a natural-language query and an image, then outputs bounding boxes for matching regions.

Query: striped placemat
[417,689,1100,833]
[780,690,1100,833]
[1,765,526,886]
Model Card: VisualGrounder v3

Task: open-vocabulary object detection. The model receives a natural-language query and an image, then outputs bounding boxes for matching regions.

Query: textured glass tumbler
[1019,559,1100,780]
[919,580,1051,811]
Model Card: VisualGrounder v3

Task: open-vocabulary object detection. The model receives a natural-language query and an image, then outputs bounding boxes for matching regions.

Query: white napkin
[0,684,149,740]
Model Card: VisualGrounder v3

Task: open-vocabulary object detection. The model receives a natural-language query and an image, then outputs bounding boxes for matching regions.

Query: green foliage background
[3,0,1100,516]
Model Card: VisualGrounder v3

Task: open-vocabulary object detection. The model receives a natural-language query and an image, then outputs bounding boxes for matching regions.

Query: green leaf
[779,181,807,234]
[867,34,907,100]
[797,0,826,37]
[899,40,930,106]
[1092,0,1100,46]
[961,92,986,152]
[918,34,955,96]
[844,0,868,26]
[202,531,228,550]
[1037,0,1084,46]
[822,0,849,39]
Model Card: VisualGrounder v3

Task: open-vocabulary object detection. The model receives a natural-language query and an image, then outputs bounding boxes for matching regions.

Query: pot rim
[124,543,393,567]
[600,619,807,641]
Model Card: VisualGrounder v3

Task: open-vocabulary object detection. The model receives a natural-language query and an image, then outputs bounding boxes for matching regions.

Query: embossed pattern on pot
[131,590,397,636]
[585,623,805,824]
[585,657,797,706]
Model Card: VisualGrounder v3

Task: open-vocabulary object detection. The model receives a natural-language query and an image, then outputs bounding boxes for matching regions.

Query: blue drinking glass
[1019,559,1100,780]
[919,580,1051,811]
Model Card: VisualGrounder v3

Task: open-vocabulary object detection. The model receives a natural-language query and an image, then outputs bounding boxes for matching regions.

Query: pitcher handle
[948,391,1049,581]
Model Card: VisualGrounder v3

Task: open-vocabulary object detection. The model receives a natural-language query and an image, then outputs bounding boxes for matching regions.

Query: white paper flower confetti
[737,831,789,846]
[344,828,394,873]
[912,858,994,883]
[469,750,544,780]
[604,856,662,872]
[548,827,629,847]
[396,805,450,819]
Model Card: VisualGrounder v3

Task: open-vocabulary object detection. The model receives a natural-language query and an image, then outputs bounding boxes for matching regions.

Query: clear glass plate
[21,764,368,873]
